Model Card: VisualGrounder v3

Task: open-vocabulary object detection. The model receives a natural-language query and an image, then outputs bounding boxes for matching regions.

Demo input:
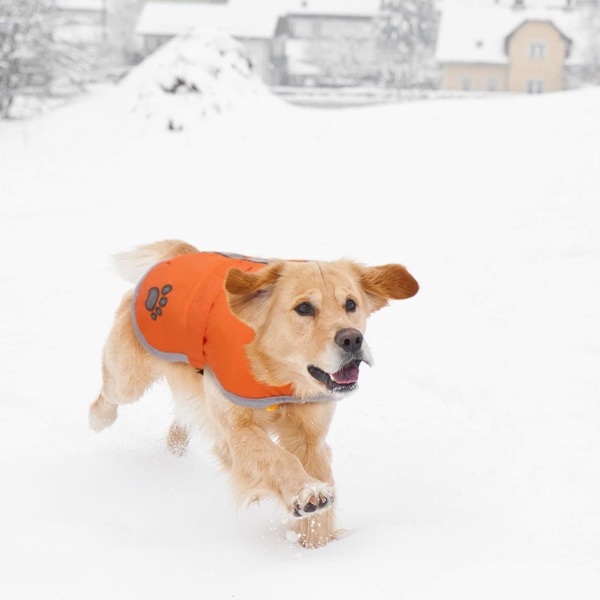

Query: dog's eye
[345,298,357,312]
[295,302,315,316]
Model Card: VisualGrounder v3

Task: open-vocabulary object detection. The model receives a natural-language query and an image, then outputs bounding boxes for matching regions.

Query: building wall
[239,38,273,85]
[287,15,373,40]
[442,63,508,92]
[507,21,567,93]
[143,34,172,55]
[275,15,376,85]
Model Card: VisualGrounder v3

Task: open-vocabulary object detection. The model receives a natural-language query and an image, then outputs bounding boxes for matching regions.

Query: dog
[90,240,418,548]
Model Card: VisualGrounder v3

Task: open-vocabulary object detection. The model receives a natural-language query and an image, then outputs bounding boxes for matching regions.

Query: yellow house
[436,6,581,93]
[506,20,571,93]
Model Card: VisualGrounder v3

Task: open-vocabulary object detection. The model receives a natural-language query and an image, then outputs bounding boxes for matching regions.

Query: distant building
[55,0,108,45]
[436,4,586,93]
[272,2,379,86]
[135,0,380,86]
[54,0,140,70]
[135,1,280,83]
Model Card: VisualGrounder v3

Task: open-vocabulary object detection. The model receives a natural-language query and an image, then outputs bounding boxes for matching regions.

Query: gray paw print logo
[145,284,173,320]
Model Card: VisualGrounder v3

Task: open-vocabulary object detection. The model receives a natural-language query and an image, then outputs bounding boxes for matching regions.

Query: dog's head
[224,259,418,399]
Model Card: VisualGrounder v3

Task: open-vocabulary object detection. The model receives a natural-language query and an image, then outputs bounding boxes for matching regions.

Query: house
[272,0,380,86]
[55,0,139,69]
[435,4,585,93]
[135,0,381,86]
[55,0,107,45]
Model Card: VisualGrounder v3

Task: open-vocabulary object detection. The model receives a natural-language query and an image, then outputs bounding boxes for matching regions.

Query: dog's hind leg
[164,363,207,456]
[167,422,190,456]
[89,371,119,431]
[90,291,158,432]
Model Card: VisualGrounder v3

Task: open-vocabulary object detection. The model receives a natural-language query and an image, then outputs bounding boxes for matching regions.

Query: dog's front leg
[226,420,336,549]
[272,403,338,548]
[219,406,331,510]
[227,418,332,510]
[204,376,334,546]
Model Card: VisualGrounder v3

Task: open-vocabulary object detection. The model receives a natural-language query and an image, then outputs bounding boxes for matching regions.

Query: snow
[122,29,269,130]
[282,0,380,17]
[1,45,600,599]
[56,0,105,11]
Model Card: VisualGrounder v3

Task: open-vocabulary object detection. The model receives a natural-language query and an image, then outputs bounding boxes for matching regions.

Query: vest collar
[205,367,335,410]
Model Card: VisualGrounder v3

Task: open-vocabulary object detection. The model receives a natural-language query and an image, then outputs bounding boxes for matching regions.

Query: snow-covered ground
[1,70,599,598]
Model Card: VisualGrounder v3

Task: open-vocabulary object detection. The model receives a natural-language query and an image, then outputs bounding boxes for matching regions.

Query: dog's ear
[224,262,284,328]
[358,263,419,313]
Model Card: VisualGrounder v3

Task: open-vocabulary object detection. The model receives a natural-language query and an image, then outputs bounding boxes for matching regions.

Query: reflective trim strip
[206,367,335,409]
[214,251,269,264]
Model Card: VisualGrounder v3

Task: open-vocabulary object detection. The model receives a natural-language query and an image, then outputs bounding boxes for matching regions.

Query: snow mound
[122,28,268,130]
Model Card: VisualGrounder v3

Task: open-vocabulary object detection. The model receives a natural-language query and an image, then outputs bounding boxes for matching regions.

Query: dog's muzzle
[308,327,372,393]
[307,360,364,393]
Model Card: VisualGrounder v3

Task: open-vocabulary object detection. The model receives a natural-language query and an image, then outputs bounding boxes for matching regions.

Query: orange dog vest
[131,252,328,408]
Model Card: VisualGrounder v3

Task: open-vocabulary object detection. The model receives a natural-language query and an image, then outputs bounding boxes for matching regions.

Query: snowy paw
[89,396,117,432]
[292,483,334,518]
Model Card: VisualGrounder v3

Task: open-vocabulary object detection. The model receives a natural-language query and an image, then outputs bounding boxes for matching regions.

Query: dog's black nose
[334,328,363,354]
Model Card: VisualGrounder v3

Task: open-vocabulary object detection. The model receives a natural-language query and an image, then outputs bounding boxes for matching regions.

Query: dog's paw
[167,422,189,457]
[89,395,117,432]
[292,483,334,518]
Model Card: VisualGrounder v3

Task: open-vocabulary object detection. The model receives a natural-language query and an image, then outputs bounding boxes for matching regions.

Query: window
[526,79,544,94]
[460,77,472,91]
[529,41,546,59]
[487,78,499,92]
[310,20,322,38]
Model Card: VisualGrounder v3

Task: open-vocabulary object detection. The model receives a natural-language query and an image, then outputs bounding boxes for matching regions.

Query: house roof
[283,0,380,17]
[56,0,105,10]
[435,5,586,66]
[436,7,517,65]
[136,0,381,40]
[136,1,282,39]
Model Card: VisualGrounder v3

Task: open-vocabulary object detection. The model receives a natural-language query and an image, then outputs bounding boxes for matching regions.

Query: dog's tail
[113,240,198,284]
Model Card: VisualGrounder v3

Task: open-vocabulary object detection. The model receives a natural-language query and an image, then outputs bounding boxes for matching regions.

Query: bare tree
[0,0,88,118]
[304,34,377,85]
[581,1,600,84]
[374,0,439,88]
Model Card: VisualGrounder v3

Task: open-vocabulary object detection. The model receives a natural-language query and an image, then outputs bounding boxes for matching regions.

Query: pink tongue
[331,362,360,385]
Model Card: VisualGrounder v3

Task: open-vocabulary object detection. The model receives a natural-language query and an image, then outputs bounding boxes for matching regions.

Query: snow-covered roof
[56,0,105,10]
[136,0,381,40]
[436,7,516,64]
[136,1,281,39]
[436,5,587,65]
[284,0,380,17]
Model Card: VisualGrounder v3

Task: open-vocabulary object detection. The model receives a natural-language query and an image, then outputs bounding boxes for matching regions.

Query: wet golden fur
[90,240,418,548]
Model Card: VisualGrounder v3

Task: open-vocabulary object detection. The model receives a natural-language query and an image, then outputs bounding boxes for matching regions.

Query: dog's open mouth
[308,360,362,393]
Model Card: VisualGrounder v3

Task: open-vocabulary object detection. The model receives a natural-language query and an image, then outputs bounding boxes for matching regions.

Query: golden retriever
[90,240,418,548]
